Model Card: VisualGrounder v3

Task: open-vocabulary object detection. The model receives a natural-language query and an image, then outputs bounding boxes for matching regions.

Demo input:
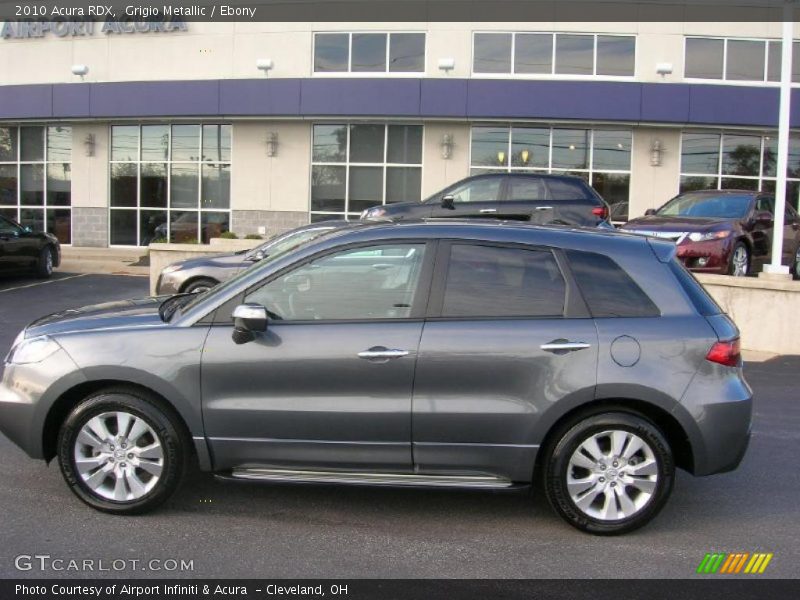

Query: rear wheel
[57,390,187,514]
[35,246,54,278]
[728,242,750,277]
[183,278,217,294]
[543,411,674,535]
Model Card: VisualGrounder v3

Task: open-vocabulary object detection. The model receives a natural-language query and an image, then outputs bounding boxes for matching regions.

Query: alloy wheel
[731,245,749,277]
[73,411,164,502]
[566,429,659,521]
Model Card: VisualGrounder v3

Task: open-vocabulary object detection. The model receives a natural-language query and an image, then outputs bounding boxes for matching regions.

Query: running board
[225,468,515,489]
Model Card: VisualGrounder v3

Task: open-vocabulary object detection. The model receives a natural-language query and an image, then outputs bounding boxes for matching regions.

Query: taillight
[592,206,609,219]
[706,338,741,367]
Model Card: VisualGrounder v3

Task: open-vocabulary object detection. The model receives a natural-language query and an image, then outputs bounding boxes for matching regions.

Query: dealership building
[1,18,800,247]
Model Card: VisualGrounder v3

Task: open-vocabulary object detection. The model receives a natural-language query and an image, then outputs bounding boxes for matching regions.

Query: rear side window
[507,177,547,201]
[547,179,592,200]
[441,244,565,317]
[668,259,722,317]
[566,250,660,318]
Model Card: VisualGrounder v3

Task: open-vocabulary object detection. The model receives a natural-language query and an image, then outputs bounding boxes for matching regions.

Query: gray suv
[0,221,752,534]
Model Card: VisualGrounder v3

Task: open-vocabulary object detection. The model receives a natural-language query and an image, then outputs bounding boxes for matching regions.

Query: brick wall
[71,208,108,247]
[231,210,309,239]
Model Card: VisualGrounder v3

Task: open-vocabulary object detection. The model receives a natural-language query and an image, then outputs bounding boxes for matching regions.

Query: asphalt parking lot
[0,272,798,579]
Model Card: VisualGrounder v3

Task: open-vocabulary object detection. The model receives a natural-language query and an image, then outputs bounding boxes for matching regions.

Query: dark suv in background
[0,215,61,278]
[361,173,610,227]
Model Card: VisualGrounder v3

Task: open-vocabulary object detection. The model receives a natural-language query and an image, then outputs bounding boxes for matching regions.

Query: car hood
[169,252,248,270]
[25,297,166,338]
[622,215,735,233]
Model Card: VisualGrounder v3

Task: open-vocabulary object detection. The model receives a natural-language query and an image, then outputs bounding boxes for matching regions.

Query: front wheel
[35,246,54,278]
[728,242,750,277]
[183,277,218,294]
[543,411,674,535]
[57,389,187,514]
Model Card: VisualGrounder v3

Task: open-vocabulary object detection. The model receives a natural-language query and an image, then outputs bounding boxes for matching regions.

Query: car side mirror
[644,208,657,216]
[231,303,268,344]
[754,210,773,225]
[247,249,268,262]
[441,194,455,210]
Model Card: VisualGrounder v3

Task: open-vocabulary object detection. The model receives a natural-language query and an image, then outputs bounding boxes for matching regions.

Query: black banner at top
[0,0,798,22]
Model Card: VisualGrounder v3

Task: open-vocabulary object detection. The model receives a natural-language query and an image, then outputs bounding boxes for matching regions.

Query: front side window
[245,243,427,321]
[314,32,425,74]
[0,125,72,243]
[446,178,502,203]
[473,32,635,77]
[441,244,565,318]
[109,124,231,246]
[470,126,631,220]
[311,124,422,220]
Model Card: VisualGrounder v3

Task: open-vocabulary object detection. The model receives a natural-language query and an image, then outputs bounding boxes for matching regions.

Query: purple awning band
[0,78,793,127]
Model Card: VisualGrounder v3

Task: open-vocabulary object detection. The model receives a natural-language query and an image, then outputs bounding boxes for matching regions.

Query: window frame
[312,31,427,76]
[310,122,424,220]
[425,240,590,320]
[683,35,800,87]
[678,130,800,208]
[0,124,73,245]
[471,31,637,80]
[108,123,233,247]
[227,239,438,325]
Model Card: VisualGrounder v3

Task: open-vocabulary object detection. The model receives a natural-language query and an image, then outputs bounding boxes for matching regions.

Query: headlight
[160,263,183,275]
[687,231,730,242]
[5,335,60,365]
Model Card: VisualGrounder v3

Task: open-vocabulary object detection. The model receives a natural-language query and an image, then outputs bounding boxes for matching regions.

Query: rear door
[411,241,598,482]
[503,177,601,225]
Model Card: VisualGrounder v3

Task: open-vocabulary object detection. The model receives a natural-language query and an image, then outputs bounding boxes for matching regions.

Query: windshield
[168,225,341,320]
[657,193,752,219]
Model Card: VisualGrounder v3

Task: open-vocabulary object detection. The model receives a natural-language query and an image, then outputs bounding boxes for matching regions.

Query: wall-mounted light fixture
[266,131,279,157]
[520,149,530,165]
[438,58,455,74]
[83,133,96,157]
[656,62,673,78]
[650,139,663,167]
[71,64,89,80]
[441,133,454,159]
[497,151,506,165]
[256,58,274,75]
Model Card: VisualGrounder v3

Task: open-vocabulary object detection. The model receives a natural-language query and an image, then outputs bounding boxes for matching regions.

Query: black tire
[728,241,750,277]
[182,278,218,294]
[35,246,54,278]
[57,388,188,514]
[543,411,674,535]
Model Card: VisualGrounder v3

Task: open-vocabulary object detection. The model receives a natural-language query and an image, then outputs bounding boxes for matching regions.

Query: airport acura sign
[1,19,187,39]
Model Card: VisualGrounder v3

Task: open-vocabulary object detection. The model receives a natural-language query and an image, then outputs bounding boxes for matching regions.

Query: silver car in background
[156,220,347,294]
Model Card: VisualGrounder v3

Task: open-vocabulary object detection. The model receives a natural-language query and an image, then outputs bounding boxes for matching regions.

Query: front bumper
[675,238,732,274]
[0,346,85,460]
[155,271,183,295]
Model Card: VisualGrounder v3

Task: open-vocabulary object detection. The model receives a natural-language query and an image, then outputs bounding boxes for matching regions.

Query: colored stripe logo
[697,552,773,574]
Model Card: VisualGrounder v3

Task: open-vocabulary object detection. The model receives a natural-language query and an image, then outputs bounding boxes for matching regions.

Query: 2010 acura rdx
[0,221,752,534]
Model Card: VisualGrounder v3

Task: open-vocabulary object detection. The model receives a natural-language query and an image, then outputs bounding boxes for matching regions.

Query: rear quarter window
[566,250,660,318]
[667,259,722,317]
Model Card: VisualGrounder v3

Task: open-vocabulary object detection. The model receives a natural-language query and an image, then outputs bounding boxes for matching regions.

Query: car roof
[464,172,589,183]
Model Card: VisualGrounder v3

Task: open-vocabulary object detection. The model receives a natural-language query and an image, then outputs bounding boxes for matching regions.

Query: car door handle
[540,341,591,352]
[479,208,497,214]
[358,347,410,360]
[535,206,554,211]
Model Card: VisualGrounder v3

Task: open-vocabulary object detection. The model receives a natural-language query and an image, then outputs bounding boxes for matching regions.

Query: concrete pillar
[70,123,109,247]
[629,127,681,219]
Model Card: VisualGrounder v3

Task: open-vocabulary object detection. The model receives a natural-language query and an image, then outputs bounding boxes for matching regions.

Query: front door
[412,242,598,482]
[429,176,505,219]
[201,241,434,472]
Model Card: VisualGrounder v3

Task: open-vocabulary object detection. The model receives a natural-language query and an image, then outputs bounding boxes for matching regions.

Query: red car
[622,190,800,277]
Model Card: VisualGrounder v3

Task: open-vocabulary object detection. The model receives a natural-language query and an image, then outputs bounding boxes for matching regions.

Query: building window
[685,37,800,83]
[470,126,632,220]
[314,32,425,73]
[679,131,800,209]
[311,124,423,220]
[0,125,72,244]
[473,32,635,77]
[109,124,231,246]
